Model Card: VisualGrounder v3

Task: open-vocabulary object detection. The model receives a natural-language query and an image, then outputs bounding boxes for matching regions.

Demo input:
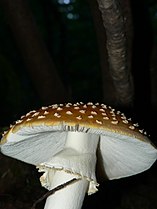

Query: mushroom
[1,102,157,209]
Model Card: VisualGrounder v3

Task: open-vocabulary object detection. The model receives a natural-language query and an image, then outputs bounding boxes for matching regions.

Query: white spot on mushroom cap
[32,112,40,117]
[91,111,97,115]
[88,115,94,118]
[122,120,129,124]
[16,120,22,124]
[41,106,48,110]
[121,116,127,120]
[65,103,72,107]
[38,115,46,119]
[74,106,80,110]
[26,112,32,117]
[96,120,102,124]
[117,111,121,114]
[111,113,116,117]
[52,104,58,109]
[103,117,109,120]
[66,111,73,115]
[57,107,63,111]
[2,131,7,136]
[99,108,105,112]
[75,102,81,105]
[110,109,115,114]
[76,116,82,120]
[134,123,139,127]
[79,110,86,114]
[112,117,117,120]
[44,111,49,115]
[129,125,135,130]
[101,104,107,109]
[54,113,61,118]
[87,102,93,105]
[26,118,33,121]
[139,129,144,134]
[111,120,119,124]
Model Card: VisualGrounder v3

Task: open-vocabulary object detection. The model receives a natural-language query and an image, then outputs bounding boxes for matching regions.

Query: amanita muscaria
[1,102,157,209]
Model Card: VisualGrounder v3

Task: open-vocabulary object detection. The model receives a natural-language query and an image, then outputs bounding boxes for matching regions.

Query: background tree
[1,0,69,105]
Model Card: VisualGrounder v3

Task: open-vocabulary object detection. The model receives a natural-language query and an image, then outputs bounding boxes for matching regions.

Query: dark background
[0,0,157,208]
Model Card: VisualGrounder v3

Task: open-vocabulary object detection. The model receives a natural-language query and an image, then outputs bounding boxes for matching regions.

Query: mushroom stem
[44,170,89,209]
[39,131,99,209]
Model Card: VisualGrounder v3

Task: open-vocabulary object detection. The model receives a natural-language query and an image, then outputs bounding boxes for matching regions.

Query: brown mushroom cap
[1,102,157,180]
[1,102,149,143]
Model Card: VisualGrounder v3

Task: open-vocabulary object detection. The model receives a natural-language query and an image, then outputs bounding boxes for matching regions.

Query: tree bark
[87,0,116,105]
[1,0,69,105]
[97,0,134,108]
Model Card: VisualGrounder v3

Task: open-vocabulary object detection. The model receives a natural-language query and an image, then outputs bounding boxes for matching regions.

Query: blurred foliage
[29,0,102,102]
[0,5,39,125]
[0,0,102,126]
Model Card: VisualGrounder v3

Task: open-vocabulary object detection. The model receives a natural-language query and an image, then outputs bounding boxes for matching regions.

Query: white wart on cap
[1,102,157,209]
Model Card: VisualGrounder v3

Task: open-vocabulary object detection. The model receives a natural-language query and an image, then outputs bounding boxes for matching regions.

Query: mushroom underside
[1,124,157,182]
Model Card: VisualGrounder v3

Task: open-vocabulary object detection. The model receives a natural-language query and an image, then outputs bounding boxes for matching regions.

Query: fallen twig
[31,178,80,209]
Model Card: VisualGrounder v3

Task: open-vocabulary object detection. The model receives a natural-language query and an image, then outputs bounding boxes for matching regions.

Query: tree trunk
[88,0,116,105]
[97,0,134,108]
[1,0,69,105]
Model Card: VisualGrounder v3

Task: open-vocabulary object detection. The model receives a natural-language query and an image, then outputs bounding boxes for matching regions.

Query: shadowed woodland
[0,0,157,208]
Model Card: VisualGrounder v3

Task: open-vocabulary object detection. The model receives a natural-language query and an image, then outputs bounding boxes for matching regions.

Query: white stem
[44,170,89,209]
[39,131,99,209]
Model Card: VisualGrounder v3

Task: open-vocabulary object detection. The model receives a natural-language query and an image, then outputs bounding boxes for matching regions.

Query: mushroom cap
[1,102,157,180]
